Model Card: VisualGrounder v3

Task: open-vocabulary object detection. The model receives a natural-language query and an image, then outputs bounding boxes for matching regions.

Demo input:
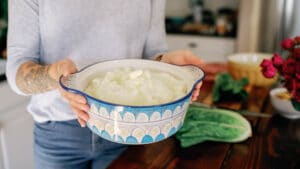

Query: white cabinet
[0,82,33,169]
[166,34,236,63]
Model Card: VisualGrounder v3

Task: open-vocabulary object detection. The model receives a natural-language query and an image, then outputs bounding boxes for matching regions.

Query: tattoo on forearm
[16,62,58,94]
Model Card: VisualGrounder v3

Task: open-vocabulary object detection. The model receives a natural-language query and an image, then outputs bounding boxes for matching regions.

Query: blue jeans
[34,120,127,169]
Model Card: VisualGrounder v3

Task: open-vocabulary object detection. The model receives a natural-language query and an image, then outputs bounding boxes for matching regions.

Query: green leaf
[176,105,252,148]
[292,99,300,111]
[212,73,249,103]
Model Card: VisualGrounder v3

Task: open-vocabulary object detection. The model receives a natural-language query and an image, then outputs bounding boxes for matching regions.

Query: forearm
[16,61,58,94]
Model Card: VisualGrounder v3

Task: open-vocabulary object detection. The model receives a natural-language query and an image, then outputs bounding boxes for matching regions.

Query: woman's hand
[50,59,90,127]
[159,50,204,101]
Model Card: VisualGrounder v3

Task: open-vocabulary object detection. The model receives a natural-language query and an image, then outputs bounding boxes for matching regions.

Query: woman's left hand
[159,50,204,101]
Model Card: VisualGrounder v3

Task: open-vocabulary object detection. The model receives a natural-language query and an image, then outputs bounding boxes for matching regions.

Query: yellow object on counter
[228,53,278,87]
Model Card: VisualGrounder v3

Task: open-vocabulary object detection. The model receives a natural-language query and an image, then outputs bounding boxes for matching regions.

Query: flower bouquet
[260,36,300,111]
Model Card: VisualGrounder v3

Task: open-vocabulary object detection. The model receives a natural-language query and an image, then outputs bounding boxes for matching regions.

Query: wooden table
[107,81,300,169]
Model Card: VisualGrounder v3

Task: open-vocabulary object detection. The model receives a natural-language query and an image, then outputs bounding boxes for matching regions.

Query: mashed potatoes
[84,67,188,106]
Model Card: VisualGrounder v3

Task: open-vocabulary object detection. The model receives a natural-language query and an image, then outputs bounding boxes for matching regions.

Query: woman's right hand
[50,59,90,127]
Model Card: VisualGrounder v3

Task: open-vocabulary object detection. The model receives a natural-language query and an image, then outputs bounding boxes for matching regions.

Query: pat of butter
[129,70,143,79]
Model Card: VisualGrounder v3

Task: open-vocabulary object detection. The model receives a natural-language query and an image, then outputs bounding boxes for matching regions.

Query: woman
[6,0,203,168]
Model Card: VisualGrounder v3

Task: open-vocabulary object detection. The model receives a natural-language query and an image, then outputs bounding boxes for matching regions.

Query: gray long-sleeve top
[6,0,167,122]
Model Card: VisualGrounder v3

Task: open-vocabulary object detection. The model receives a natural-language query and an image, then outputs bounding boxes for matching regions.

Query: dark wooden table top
[107,81,300,169]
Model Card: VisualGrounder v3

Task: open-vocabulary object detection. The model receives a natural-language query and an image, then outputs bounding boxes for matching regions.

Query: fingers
[72,108,89,121]
[191,82,202,101]
[70,99,90,112]
[70,99,90,127]
[58,86,90,127]
[72,107,89,127]
[192,89,200,101]
[195,82,202,89]
[77,115,87,127]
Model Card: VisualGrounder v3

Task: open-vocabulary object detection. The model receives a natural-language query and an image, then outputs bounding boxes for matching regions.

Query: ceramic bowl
[60,59,205,144]
[228,53,277,87]
[270,88,300,119]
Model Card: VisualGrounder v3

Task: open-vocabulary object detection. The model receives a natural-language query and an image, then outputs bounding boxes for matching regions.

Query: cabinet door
[0,103,34,169]
[166,35,236,63]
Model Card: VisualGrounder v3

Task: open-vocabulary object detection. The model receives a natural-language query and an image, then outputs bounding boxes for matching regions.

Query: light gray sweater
[6,0,167,122]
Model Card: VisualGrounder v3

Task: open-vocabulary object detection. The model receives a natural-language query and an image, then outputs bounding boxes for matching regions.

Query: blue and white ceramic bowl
[60,59,205,145]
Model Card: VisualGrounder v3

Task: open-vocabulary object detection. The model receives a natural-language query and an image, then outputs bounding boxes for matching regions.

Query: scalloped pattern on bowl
[87,98,190,144]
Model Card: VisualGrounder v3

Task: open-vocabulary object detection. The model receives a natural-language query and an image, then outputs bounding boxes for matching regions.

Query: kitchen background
[0,0,299,168]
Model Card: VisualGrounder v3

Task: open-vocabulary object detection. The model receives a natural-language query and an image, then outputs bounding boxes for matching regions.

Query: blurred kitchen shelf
[165,18,237,39]
[167,32,236,40]
[167,32,236,39]
[166,34,236,63]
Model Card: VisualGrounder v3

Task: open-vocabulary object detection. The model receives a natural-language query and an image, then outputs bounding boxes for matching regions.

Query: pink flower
[260,36,300,102]
[260,59,277,78]
[284,74,294,91]
[262,66,276,78]
[292,79,297,95]
[292,80,300,102]
[296,64,300,79]
[282,57,296,75]
[271,53,284,68]
[296,80,300,89]
[281,38,295,50]
[295,36,300,44]
[260,59,273,67]
[293,48,300,59]
[261,35,300,105]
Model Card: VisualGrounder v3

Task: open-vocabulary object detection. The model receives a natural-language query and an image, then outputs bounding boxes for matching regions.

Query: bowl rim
[270,87,288,97]
[228,52,272,63]
[59,59,206,108]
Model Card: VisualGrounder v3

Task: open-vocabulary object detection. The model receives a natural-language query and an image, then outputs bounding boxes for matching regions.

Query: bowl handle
[181,65,205,84]
[59,74,81,94]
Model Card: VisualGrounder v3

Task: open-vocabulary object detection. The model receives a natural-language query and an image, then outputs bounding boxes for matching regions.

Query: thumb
[57,59,77,76]
[60,61,77,77]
